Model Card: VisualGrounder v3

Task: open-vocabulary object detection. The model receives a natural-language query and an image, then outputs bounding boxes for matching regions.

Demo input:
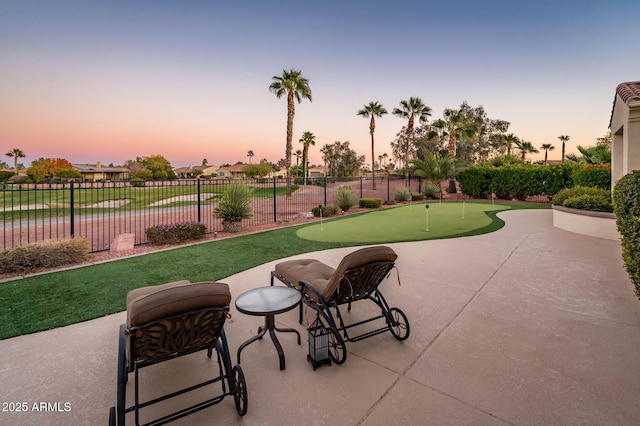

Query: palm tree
[294,149,302,177]
[410,153,456,200]
[269,69,312,196]
[503,133,519,156]
[246,150,254,164]
[6,148,26,173]
[515,140,539,161]
[357,101,388,190]
[540,143,555,164]
[299,131,316,185]
[566,144,611,164]
[392,97,432,182]
[320,144,333,177]
[558,135,570,162]
[429,108,477,157]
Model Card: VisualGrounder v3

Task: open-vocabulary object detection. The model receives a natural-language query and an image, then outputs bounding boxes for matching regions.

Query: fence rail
[2,176,426,252]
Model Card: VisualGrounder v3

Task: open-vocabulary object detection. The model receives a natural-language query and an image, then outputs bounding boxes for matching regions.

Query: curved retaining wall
[552,205,619,240]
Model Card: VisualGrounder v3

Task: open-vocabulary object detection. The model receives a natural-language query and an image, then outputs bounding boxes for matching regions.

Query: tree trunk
[286,92,295,197]
[404,116,414,186]
[370,117,376,190]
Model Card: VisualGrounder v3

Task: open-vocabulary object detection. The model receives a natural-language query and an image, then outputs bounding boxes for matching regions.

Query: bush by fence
[613,170,640,299]
[458,163,610,200]
[359,198,382,208]
[145,222,207,245]
[0,238,89,274]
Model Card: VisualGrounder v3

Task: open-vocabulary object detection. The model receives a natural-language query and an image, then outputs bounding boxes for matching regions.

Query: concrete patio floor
[1,209,639,425]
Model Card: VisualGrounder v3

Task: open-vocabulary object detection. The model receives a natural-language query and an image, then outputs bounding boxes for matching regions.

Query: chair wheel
[387,307,410,340]
[232,365,248,416]
[327,326,347,364]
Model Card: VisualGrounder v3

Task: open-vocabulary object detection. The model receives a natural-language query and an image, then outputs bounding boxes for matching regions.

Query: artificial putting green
[296,201,509,243]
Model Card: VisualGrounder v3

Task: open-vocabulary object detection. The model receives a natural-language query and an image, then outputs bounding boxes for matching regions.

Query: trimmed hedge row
[145,222,207,245]
[613,170,640,299]
[359,198,382,208]
[458,163,611,200]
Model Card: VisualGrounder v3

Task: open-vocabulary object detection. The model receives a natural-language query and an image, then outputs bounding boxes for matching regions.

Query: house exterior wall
[611,90,640,189]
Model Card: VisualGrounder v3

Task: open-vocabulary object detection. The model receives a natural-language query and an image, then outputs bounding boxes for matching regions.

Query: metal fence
[1,176,424,252]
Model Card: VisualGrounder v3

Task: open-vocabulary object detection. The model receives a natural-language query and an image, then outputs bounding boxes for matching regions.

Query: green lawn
[0,201,549,340]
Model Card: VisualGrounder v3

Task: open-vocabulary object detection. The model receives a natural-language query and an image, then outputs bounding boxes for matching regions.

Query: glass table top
[235,286,302,316]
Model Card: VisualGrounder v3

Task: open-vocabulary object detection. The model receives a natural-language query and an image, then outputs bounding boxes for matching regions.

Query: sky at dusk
[2,0,639,169]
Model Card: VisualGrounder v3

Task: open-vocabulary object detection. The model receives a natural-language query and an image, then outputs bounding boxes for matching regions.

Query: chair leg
[116,324,127,426]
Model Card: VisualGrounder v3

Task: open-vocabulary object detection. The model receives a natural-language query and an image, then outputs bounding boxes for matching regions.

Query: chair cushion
[326,246,397,297]
[127,281,231,327]
[275,259,335,301]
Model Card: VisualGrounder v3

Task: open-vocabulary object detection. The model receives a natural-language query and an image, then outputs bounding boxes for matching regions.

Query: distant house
[217,164,248,179]
[173,165,219,179]
[307,167,325,178]
[72,162,129,182]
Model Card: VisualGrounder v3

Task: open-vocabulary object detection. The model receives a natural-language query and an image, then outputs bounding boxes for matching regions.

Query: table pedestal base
[237,314,301,370]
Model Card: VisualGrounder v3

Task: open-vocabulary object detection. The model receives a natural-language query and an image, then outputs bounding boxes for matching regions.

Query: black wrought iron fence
[1,176,425,252]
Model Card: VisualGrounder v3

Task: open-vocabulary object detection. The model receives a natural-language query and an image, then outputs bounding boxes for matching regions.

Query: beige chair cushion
[127,281,231,327]
[275,259,335,301]
[275,246,397,301]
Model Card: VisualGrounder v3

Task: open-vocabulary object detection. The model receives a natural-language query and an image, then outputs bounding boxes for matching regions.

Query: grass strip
[0,202,548,339]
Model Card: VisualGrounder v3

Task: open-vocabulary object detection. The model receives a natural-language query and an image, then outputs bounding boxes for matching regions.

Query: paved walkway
[1,210,639,425]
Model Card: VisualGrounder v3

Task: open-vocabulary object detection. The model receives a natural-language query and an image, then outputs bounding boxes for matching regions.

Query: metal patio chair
[108,280,247,425]
[271,246,410,365]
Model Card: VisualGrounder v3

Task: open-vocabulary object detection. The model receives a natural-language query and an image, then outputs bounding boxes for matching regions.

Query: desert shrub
[214,183,253,222]
[552,186,610,206]
[311,205,338,217]
[571,164,611,189]
[146,222,207,245]
[0,238,89,274]
[423,185,439,199]
[613,170,640,299]
[411,193,425,201]
[395,187,411,202]
[359,198,382,208]
[334,185,357,211]
[562,194,613,212]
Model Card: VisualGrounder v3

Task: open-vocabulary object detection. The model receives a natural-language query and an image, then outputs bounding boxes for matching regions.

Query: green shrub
[9,175,34,184]
[552,186,610,206]
[562,194,613,213]
[411,193,425,201]
[145,222,207,245]
[311,205,338,217]
[613,170,640,299]
[129,179,146,187]
[571,164,611,189]
[359,198,382,208]
[214,183,253,222]
[0,171,14,182]
[334,185,357,211]
[423,185,439,199]
[0,238,89,274]
[395,187,411,202]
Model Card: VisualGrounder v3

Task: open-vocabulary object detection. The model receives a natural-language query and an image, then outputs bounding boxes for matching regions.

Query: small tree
[410,154,456,199]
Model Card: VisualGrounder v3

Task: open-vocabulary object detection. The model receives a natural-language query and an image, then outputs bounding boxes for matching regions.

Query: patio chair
[108,280,247,426]
[271,246,409,365]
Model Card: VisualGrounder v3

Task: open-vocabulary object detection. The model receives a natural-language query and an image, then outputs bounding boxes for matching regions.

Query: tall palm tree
[540,143,555,164]
[294,149,302,177]
[357,101,388,190]
[299,131,316,185]
[246,150,254,164]
[392,97,431,182]
[566,144,611,164]
[269,69,312,196]
[558,135,570,162]
[503,133,519,156]
[430,108,477,157]
[6,148,26,172]
[320,144,333,177]
[515,140,539,161]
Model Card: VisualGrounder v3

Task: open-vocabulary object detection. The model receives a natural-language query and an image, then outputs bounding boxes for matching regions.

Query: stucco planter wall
[552,205,619,240]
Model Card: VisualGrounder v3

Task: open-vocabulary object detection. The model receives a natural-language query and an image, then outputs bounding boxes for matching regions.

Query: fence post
[324,177,327,206]
[70,180,75,238]
[197,178,202,223]
[387,176,390,202]
[273,177,277,222]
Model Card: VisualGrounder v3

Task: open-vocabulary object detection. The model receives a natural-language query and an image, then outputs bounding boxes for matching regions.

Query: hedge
[613,170,640,299]
[145,222,207,245]
[359,198,382,208]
